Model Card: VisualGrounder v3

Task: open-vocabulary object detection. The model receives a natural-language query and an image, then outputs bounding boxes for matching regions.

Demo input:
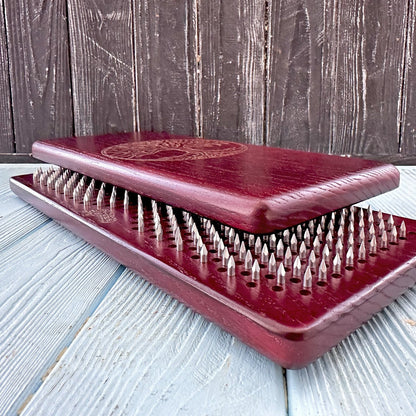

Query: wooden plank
[67,0,136,136]
[0,164,50,217]
[266,0,408,155]
[199,0,265,144]
[400,1,416,156]
[134,0,199,136]
[23,269,286,416]
[4,0,73,153]
[0,0,13,153]
[287,168,416,416]
[0,221,122,415]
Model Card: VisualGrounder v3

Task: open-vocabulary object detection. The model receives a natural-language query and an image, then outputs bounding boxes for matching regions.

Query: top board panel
[32,131,399,233]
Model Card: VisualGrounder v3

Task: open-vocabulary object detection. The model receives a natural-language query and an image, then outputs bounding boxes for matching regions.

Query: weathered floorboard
[0,0,13,153]
[266,0,408,155]
[3,0,73,152]
[67,0,136,136]
[23,270,286,416]
[134,0,199,136]
[0,221,122,416]
[199,0,265,144]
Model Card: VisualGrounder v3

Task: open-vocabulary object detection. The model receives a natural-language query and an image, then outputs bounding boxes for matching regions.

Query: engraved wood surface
[0,2,416,160]
[1,165,416,415]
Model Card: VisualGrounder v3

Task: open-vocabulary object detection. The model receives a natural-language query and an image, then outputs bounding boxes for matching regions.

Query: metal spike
[358,228,366,245]
[277,263,286,286]
[296,224,303,239]
[381,230,388,249]
[335,238,343,258]
[156,224,163,241]
[176,234,183,251]
[303,229,311,247]
[358,241,366,261]
[303,266,312,289]
[239,241,247,261]
[369,235,377,254]
[379,219,385,235]
[337,226,344,241]
[400,221,407,239]
[227,256,235,277]
[387,214,394,231]
[333,253,342,274]
[218,239,225,257]
[209,224,216,241]
[255,237,262,255]
[228,228,235,244]
[368,212,374,225]
[299,241,307,261]
[196,236,203,254]
[268,253,277,273]
[339,215,345,227]
[261,244,269,263]
[316,224,323,242]
[326,230,333,250]
[346,246,354,267]
[308,250,316,272]
[358,217,365,229]
[245,251,253,270]
[110,186,117,209]
[390,226,398,244]
[377,209,383,223]
[347,233,354,249]
[290,234,298,253]
[222,246,230,266]
[320,216,326,230]
[284,247,292,268]
[348,221,354,234]
[248,234,255,247]
[293,256,302,277]
[358,208,364,219]
[252,260,261,280]
[367,205,373,217]
[322,244,330,265]
[234,234,241,253]
[283,229,290,245]
[369,223,376,239]
[318,260,327,282]
[308,220,315,235]
[313,236,321,256]
[269,234,277,250]
[137,218,144,233]
[276,239,284,258]
[200,244,208,263]
[213,232,220,250]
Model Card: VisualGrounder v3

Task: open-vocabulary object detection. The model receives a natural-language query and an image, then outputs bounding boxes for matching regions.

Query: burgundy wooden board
[10,173,416,368]
[31,132,400,234]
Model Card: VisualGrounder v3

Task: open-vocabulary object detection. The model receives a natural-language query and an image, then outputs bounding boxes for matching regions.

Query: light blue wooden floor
[0,164,415,416]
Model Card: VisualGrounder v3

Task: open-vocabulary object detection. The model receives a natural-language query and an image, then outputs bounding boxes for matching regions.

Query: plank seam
[131,0,140,132]
[263,0,270,146]
[398,0,412,153]
[1,0,16,153]
[282,367,289,416]
[193,0,202,137]
[64,0,76,137]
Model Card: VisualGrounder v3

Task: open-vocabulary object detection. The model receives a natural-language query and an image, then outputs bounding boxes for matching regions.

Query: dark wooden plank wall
[0,0,415,162]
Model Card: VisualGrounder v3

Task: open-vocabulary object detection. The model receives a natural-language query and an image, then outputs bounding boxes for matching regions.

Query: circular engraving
[101,139,247,162]
[83,208,117,223]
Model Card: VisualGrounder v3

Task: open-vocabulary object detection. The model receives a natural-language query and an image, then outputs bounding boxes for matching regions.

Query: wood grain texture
[199,0,265,144]
[134,0,199,136]
[400,0,416,155]
[0,164,49,217]
[0,221,121,416]
[67,0,136,136]
[23,269,286,416]
[0,0,13,152]
[287,167,416,416]
[3,0,73,152]
[266,0,408,155]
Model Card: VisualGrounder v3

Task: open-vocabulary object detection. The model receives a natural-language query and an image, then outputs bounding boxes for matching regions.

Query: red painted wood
[10,174,416,368]
[32,132,400,234]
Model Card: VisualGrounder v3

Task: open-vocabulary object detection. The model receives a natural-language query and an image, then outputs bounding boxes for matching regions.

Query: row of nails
[34,167,408,292]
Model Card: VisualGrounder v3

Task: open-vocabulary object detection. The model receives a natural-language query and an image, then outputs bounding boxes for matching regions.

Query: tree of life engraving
[101,139,248,162]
